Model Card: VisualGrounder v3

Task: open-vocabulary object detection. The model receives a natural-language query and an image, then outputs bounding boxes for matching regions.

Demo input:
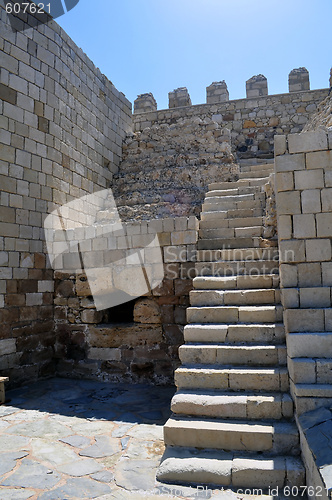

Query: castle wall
[0,3,132,386]
[113,118,239,222]
[275,130,332,416]
[53,217,199,384]
[133,89,329,159]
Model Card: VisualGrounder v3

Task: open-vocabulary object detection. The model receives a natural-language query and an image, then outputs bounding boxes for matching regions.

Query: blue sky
[57,0,331,110]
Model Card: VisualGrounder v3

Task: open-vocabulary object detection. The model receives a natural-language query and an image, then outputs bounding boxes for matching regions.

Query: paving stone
[60,435,92,448]
[1,458,61,489]
[37,477,111,499]
[0,406,19,417]
[0,435,30,452]
[0,489,35,500]
[115,459,160,490]
[126,424,164,440]
[30,438,79,466]
[111,424,134,438]
[90,470,115,483]
[8,420,71,439]
[79,435,120,458]
[68,420,115,436]
[57,458,104,476]
[120,437,129,450]
[0,452,28,476]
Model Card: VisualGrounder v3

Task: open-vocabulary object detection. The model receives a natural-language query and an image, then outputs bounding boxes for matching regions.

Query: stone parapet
[206,81,229,104]
[289,68,310,93]
[169,87,192,108]
[246,74,268,98]
[134,93,157,114]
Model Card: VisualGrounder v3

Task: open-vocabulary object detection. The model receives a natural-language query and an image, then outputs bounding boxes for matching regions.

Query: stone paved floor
[0,378,289,499]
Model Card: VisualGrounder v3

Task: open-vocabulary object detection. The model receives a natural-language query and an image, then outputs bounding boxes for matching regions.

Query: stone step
[163,416,298,454]
[195,259,279,276]
[179,344,286,366]
[184,323,285,344]
[241,163,274,173]
[202,198,264,212]
[199,226,263,239]
[193,274,280,290]
[200,208,265,220]
[209,177,269,190]
[199,216,263,229]
[175,366,289,391]
[196,247,279,262]
[190,288,281,307]
[157,447,305,489]
[205,186,262,198]
[187,305,283,324]
[238,170,273,179]
[171,389,293,419]
[197,236,263,250]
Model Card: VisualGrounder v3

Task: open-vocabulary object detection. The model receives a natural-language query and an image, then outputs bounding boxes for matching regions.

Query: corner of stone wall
[274,128,332,494]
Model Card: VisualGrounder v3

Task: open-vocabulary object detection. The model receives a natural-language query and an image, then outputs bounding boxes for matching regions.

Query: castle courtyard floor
[0,378,290,500]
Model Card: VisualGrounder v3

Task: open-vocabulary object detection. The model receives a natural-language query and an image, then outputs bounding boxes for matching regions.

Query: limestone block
[322,262,332,286]
[277,215,292,240]
[306,150,332,170]
[321,189,332,212]
[277,190,301,215]
[81,309,103,324]
[288,131,328,154]
[276,172,294,192]
[301,189,321,214]
[281,288,299,308]
[164,246,186,263]
[293,214,316,239]
[171,231,197,245]
[305,239,331,262]
[88,347,121,361]
[316,213,332,237]
[287,332,332,358]
[275,135,287,156]
[300,287,331,308]
[316,359,332,383]
[133,298,161,324]
[279,264,298,287]
[294,169,324,190]
[288,358,316,384]
[285,308,325,333]
[325,309,332,331]
[89,324,163,348]
[298,263,322,287]
[279,240,305,263]
[275,153,305,173]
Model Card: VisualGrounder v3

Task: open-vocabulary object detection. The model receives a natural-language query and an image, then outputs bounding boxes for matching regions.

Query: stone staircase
[157,162,305,490]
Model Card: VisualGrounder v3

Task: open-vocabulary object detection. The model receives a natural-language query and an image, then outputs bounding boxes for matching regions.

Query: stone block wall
[0,2,132,386]
[112,117,238,222]
[275,130,332,415]
[53,217,199,384]
[133,89,329,159]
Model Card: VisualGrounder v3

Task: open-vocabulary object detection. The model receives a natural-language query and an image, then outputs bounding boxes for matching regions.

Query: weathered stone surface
[79,435,119,458]
[57,458,104,476]
[88,324,163,348]
[2,458,61,488]
[115,459,159,490]
[37,477,111,499]
[133,298,161,324]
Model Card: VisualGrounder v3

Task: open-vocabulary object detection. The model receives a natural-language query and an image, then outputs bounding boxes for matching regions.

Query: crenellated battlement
[134,68,328,113]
